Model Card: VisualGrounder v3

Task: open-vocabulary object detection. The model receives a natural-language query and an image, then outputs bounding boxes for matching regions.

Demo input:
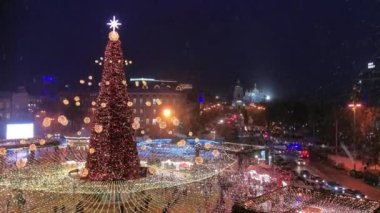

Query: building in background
[232,80,271,107]
[232,80,244,107]
[356,57,380,106]
[243,83,271,104]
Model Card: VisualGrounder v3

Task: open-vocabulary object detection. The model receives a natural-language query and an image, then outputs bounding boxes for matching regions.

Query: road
[306,160,380,201]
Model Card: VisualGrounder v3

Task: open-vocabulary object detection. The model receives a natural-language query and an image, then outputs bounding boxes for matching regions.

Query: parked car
[349,170,364,179]
[344,189,367,199]
[296,159,306,166]
[324,181,345,193]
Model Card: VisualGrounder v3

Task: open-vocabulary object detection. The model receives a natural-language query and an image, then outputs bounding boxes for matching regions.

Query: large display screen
[6,123,34,139]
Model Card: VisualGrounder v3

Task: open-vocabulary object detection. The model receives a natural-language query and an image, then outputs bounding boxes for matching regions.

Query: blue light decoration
[42,75,55,83]
[198,93,204,103]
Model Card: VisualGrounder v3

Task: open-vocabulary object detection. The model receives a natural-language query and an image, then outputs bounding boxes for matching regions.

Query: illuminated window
[153,109,156,114]
[133,109,137,114]
[133,98,137,104]
[140,98,143,105]
[140,109,143,114]
[153,98,156,105]
[146,119,149,125]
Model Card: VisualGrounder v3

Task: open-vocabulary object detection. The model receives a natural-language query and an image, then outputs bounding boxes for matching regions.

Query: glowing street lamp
[348,102,362,171]
[163,108,172,118]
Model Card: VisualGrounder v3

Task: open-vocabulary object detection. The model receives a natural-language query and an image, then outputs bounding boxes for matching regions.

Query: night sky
[0,0,379,99]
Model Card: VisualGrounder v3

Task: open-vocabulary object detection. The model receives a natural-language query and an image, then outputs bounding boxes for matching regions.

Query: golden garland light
[79,168,89,178]
[177,139,186,147]
[195,138,200,143]
[132,122,140,130]
[145,138,152,144]
[105,81,110,85]
[148,166,157,175]
[140,145,147,150]
[156,98,162,105]
[77,131,82,136]
[127,101,133,107]
[188,131,193,137]
[91,101,96,106]
[58,115,68,125]
[101,102,107,108]
[122,80,127,85]
[20,139,27,145]
[39,139,46,146]
[80,79,85,84]
[42,117,52,128]
[75,101,81,107]
[141,130,145,135]
[133,117,140,123]
[168,130,173,135]
[62,99,69,105]
[46,133,53,139]
[195,156,204,165]
[0,148,6,156]
[94,124,103,133]
[145,101,152,107]
[29,144,37,152]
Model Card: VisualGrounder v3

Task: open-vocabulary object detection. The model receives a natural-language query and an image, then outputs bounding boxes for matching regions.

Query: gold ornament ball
[204,143,212,150]
[89,148,96,154]
[156,99,162,105]
[16,158,27,169]
[74,96,80,102]
[79,168,89,177]
[159,122,167,129]
[84,117,91,124]
[212,150,220,157]
[132,122,140,130]
[148,166,157,175]
[94,124,103,133]
[109,31,119,41]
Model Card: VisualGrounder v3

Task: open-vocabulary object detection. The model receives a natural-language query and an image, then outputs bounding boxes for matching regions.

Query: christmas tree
[86,17,140,181]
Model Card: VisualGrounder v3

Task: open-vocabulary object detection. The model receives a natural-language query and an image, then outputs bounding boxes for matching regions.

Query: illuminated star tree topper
[107,16,122,32]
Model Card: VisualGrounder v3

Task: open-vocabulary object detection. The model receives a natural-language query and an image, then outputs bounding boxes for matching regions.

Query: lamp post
[348,102,362,171]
